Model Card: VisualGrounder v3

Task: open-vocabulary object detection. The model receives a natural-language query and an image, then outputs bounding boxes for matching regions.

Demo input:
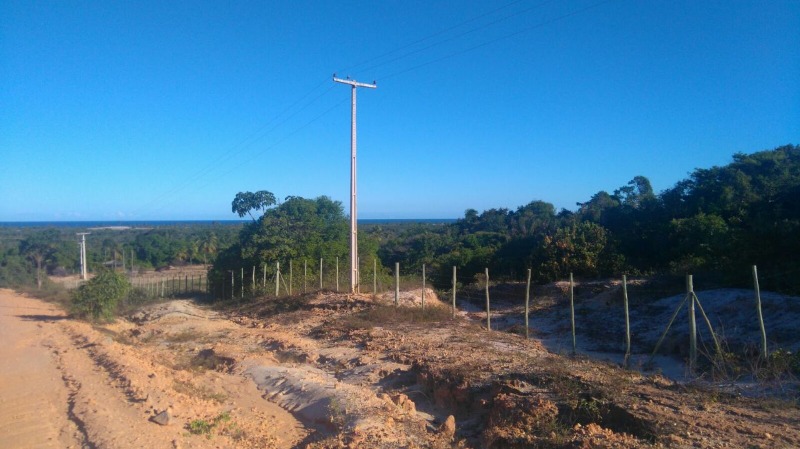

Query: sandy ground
[1,285,798,449]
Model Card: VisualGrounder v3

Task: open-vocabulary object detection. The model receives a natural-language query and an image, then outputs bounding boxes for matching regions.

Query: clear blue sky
[1,0,798,221]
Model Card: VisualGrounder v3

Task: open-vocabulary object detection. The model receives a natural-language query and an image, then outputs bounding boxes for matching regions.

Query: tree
[70,269,130,322]
[201,234,218,266]
[20,234,56,289]
[211,195,350,296]
[232,190,277,221]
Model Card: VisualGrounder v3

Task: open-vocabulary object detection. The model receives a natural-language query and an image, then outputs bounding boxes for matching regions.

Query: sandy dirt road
[0,289,307,449]
[0,290,81,448]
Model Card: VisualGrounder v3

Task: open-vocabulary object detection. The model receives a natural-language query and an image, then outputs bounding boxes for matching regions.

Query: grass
[173,380,228,403]
[188,411,239,439]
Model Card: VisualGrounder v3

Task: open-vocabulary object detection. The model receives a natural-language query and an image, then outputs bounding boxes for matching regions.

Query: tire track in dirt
[0,290,83,449]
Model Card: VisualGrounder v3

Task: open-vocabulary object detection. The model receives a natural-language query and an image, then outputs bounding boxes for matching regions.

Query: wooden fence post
[753,265,767,359]
[623,275,631,366]
[394,262,399,307]
[570,272,576,355]
[452,266,457,318]
[688,274,697,373]
[275,262,280,297]
[525,268,531,339]
[485,268,491,331]
[422,264,426,311]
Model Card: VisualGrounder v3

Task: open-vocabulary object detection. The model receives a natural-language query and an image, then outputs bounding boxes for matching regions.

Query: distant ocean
[0,218,456,228]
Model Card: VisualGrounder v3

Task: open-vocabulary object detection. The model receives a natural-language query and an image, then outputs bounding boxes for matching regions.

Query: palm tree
[201,234,218,266]
[189,240,200,265]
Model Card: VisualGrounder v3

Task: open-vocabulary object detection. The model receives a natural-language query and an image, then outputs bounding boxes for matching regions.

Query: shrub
[70,269,130,322]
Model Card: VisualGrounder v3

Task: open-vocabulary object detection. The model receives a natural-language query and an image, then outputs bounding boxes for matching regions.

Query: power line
[147,95,351,215]
[353,0,558,76]
[379,0,617,81]
[133,78,333,217]
[337,0,530,75]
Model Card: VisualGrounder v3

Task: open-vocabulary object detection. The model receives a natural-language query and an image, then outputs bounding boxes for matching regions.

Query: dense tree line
[0,223,240,289]
[4,144,797,296]
[375,145,800,292]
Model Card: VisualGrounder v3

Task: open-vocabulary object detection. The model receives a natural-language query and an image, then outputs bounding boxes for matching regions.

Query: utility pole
[77,233,90,280]
[333,74,377,294]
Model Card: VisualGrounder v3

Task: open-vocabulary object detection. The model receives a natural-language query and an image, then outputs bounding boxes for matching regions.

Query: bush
[71,269,130,322]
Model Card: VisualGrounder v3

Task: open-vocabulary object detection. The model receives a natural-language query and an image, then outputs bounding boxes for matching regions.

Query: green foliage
[70,269,131,321]
[212,195,367,298]
[372,144,800,292]
[231,190,277,220]
[188,412,234,439]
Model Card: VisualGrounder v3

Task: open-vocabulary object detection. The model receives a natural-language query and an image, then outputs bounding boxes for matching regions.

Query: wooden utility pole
[333,75,377,294]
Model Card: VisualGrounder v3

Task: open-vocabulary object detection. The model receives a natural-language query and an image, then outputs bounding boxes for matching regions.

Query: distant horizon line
[0,218,458,226]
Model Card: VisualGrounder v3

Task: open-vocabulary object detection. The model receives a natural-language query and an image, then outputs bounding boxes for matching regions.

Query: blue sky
[1,0,798,221]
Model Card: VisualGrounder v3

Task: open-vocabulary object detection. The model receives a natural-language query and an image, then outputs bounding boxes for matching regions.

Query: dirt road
[0,289,306,449]
[0,291,81,448]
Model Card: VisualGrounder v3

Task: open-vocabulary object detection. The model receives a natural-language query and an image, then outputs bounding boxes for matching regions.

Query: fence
[129,273,209,298]
[136,258,793,377]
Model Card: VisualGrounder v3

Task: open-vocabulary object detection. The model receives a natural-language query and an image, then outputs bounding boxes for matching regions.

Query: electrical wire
[338,0,541,75]
[136,0,617,217]
[133,78,332,216]
[380,0,617,81]
[148,95,350,215]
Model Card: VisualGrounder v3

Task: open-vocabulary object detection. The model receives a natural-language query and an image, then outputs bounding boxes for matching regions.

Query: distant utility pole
[77,233,90,280]
[333,74,377,294]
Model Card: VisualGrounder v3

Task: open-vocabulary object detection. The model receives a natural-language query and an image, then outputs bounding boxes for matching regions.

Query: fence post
[422,263,426,311]
[452,266,457,318]
[688,274,697,373]
[263,263,267,288]
[753,265,767,359]
[525,268,532,339]
[240,268,244,300]
[394,262,399,307]
[252,265,256,293]
[485,268,491,331]
[276,262,280,297]
[623,275,631,367]
[570,272,576,355]
[230,271,234,301]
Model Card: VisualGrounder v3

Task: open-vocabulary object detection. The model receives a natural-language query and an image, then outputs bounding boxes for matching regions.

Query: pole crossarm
[333,76,377,89]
